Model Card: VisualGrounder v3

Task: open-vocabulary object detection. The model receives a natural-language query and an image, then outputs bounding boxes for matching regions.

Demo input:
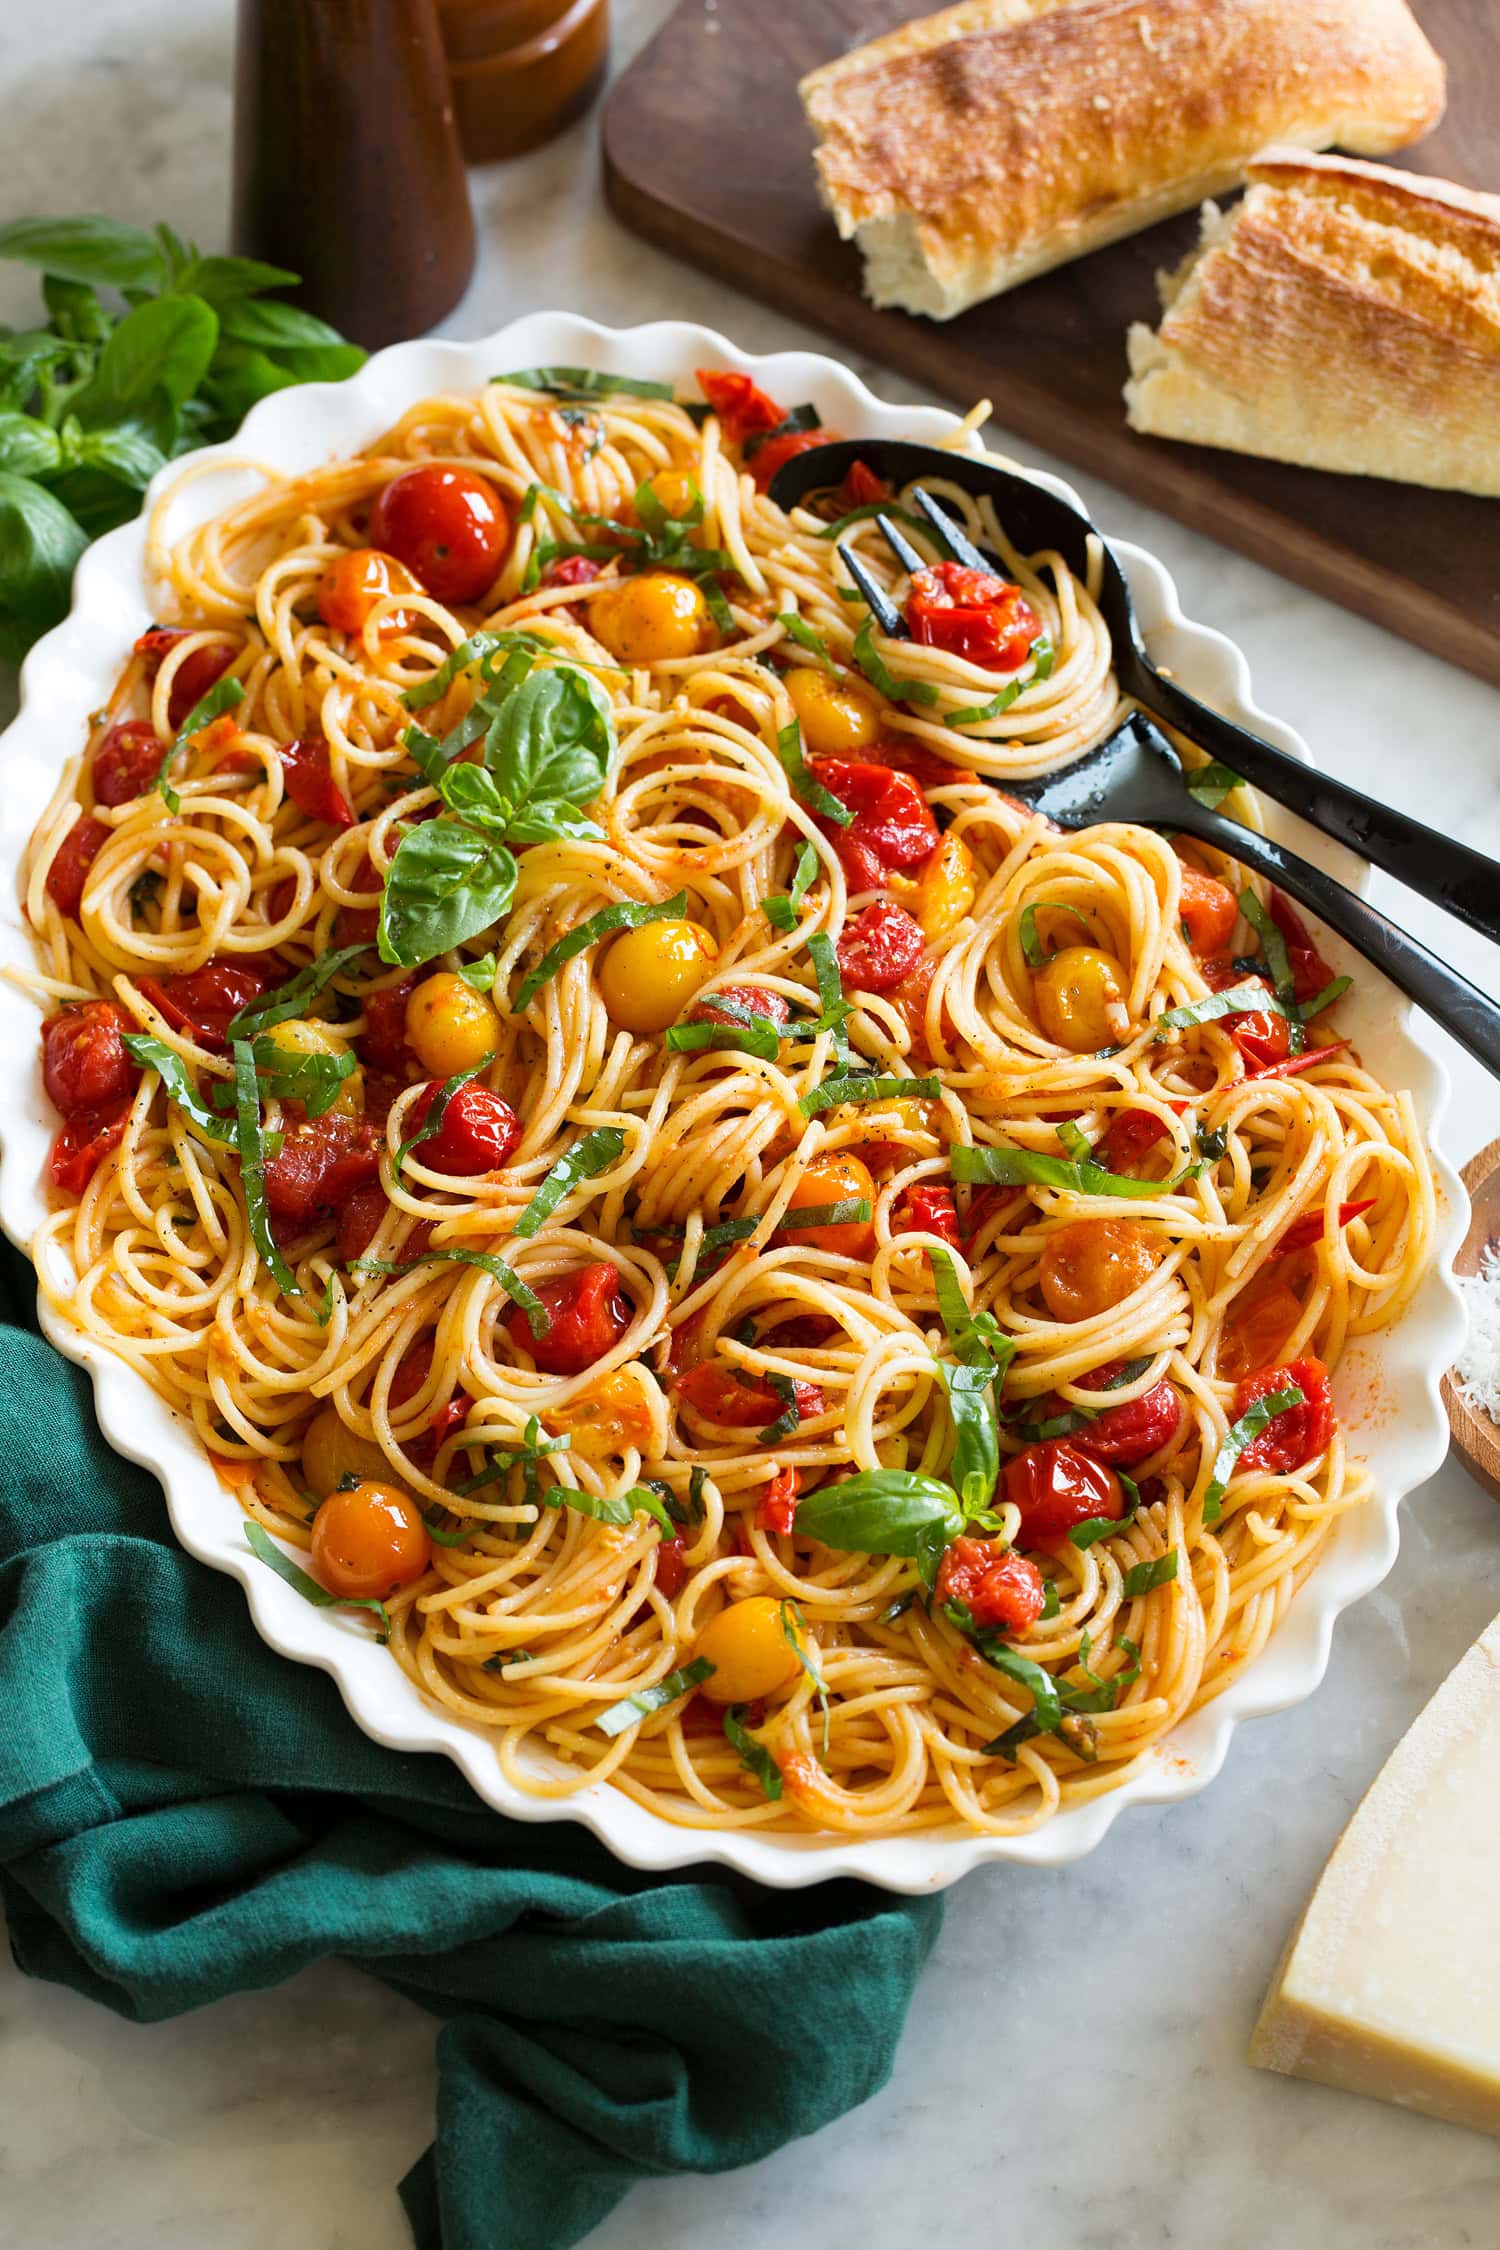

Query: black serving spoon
[767,438,1500,952]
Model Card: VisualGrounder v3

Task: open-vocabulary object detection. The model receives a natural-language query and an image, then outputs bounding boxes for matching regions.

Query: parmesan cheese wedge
[1251,1610,1500,2136]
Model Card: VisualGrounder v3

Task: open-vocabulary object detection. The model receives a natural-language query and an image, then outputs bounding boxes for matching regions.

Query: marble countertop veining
[4,4,1500,2246]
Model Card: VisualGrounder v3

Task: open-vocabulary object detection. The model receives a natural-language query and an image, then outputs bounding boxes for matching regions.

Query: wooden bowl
[1440,1136,1500,1502]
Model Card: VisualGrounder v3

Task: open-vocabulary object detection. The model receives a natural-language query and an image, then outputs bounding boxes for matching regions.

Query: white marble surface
[4,3,1500,2245]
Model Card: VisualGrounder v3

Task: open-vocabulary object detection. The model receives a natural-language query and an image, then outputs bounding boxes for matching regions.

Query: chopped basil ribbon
[1300,975,1352,1020]
[596,1656,715,1738]
[1039,1577,1061,1621]
[757,1371,804,1446]
[225,945,370,1038]
[804,930,852,1053]
[1239,887,1303,1051]
[514,890,688,1011]
[879,1590,916,1624]
[799,1071,940,1119]
[1202,1383,1306,1521]
[245,1519,390,1639]
[780,1599,832,1755]
[422,1507,477,1548]
[1010,1405,1097,1443]
[1068,1512,1135,1550]
[724,1705,784,1800]
[493,366,676,401]
[942,1359,1000,1516]
[950,1141,1196,1200]
[850,616,940,706]
[457,953,498,993]
[815,500,926,542]
[1153,977,1296,1039]
[764,840,819,933]
[155,671,246,813]
[944,634,1055,727]
[1055,1629,1143,1717]
[661,1214,759,1281]
[122,1033,235,1142]
[1018,899,1093,969]
[1117,1469,1142,1512]
[928,1245,1016,1378]
[246,1035,356,1119]
[1122,1552,1179,1598]
[770,1196,871,1233]
[1185,760,1244,810]
[1196,1120,1230,1162]
[776,612,837,673]
[665,998,782,1062]
[231,1036,296,1294]
[393,1051,493,1182]
[350,1245,548,1340]
[513,1125,626,1238]
[452,1414,570,1501]
[944,1600,1063,1732]
[775,717,852,827]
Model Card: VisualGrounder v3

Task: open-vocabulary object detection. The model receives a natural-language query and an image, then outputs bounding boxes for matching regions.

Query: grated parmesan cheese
[1454,1247,1500,1420]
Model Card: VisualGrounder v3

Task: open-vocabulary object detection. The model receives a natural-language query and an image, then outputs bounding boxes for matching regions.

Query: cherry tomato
[359,975,417,1072]
[538,554,605,590]
[280,737,355,828]
[695,369,786,445]
[49,1103,131,1193]
[1202,958,1291,1070]
[137,955,282,1053]
[1177,863,1238,953]
[780,1149,877,1258]
[836,899,925,994]
[1039,1219,1162,1321]
[1219,1274,1304,1383]
[1277,1196,1379,1255]
[654,1535,690,1598]
[92,719,162,807]
[685,983,790,1033]
[750,428,836,492]
[506,1261,632,1374]
[1095,1106,1182,1177]
[808,757,939,891]
[265,1113,380,1235]
[905,561,1040,669]
[859,738,979,791]
[311,1479,431,1599]
[407,1080,522,1175]
[1004,1439,1124,1547]
[755,1465,801,1535]
[675,1362,825,1428]
[893,1181,961,1248]
[1268,891,1335,1004]
[936,1538,1046,1634]
[317,547,419,637]
[1231,1358,1335,1477]
[888,951,948,1060]
[45,815,111,919]
[135,629,237,730]
[42,999,138,1116]
[1071,1365,1182,1467]
[369,465,511,606]
[833,459,890,511]
[336,1180,390,1266]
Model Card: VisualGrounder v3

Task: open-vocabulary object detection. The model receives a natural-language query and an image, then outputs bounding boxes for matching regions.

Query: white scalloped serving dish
[0,314,1467,1892]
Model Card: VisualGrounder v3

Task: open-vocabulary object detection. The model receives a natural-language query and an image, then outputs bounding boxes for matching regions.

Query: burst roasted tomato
[134,629,237,730]
[905,561,1040,669]
[832,459,890,511]
[936,1538,1046,1634]
[860,739,980,791]
[506,1261,632,1374]
[358,975,416,1072]
[1219,1273,1304,1383]
[406,1080,522,1175]
[265,1113,380,1236]
[750,428,835,492]
[1201,957,1291,1070]
[50,1103,131,1192]
[1268,891,1335,1004]
[836,900,925,995]
[1004,1438,1124,1546]
[685,984,791,1034]
[808,757,939,892]
[136,955,283,1053]
[1232,1358,1335,1476]
[538,554,605,591]
[755,1464,801,1535]
[1071,1365,1183,1467]
[92,719,161,807]
[42,999,138,1116]
[368,464,512,606]
[654,1535,690,1598]
[279,737,355,828]
[893,1181,961,1247]
[336,1180,392,1266]
[45,815,111,919]
[1176,864,1238,954]
[317,548,419,638]
[695,369,787,445]
[675,1362,825,1428]
[1095,1105,1185,1177]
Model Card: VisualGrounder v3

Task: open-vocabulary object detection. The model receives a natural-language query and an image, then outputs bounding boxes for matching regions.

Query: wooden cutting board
[602,0,1500,688]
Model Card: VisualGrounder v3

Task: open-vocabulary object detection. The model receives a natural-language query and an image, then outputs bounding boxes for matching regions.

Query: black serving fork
[767,438,1500,953]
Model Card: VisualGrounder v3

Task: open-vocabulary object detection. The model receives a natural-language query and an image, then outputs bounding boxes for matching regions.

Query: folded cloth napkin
[0,1242,941,2249]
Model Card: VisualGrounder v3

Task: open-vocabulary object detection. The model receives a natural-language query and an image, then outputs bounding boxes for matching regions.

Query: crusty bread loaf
[1124,149,1500,498]
[800,0,1446,321]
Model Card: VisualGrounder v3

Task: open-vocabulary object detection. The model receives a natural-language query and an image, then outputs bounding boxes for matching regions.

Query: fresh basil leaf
[231,1037,297,1294]
[796,1471,963,1558]
[249,1033,355,1118]
[945,677,1030,727]
[596,1656,714,1737]
[513,1126,626,1238]
[377,818,518,969]
[1018,900,1092,969]
[457,953,497,993]
[0,411,61,477]
[776,612,837,673]
[1039,1576,1061,1621]
[665,1017,782,1064]
[803,931,852,1057]
[259,341,367,387]
[217,297,349,351]
[70,419,167,489]
[799,1071,940,1119]
[227,945,370,1037]
[0,472,87,650]
[776,716,852,827]
[1153,977,1295,1038]
[1185,760,1244,811]
[514,890,688,1011]
[154,670,245,813]
[950,1141,1196,1201]
[352,1245,548,1340]
[661,1215,757,1281]
[1196,1121,1230,1163]
[403,629,515,708]
[200,339,301,423]
[503,798,605,847]
[123,1032,236,1142]
[72,294,219,427]
[453,1415,571,1497]
[851,615,940,706]
[175,253,302,302]
[422,1506,477,1548]
[945,1601,1062,1731]
[1300,975,1351,1020]
[724,1705,784,1800]
[927,1246,1015,1377]
[1009,1406,1097,1443]
[436,762,514,831]
[484,662,615,822]
[245,1519,390,1639]
[542,1482,672,1536]
[1068,1512,1132,1549]
[0,213,165,291]
[1202,1383,1306,1521]
[942,1361,999,1517]
[1122,1552,1179,1598]
[1239,886,1303,1051]
[763,840,819,933]
[770,1196,870,1233]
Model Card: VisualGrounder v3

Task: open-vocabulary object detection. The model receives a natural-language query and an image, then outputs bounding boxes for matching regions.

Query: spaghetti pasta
[20,366,1433,1839]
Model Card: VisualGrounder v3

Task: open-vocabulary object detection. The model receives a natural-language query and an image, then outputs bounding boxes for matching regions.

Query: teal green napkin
[0,1242,941,2249]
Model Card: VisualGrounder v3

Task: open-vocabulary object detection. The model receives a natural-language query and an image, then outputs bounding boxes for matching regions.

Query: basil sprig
[799,1071,940,1119]
[1202,1383,1306,1521]
[596,1656,714,1737]
[775,716,852,827]
[245,1520,390,1640]
[951,1141,1194,1201]
[514,889,688,1012]
[513,1126,625,1238]
[231,1036,295,1293]
[155,671,245,812]
[225,944,370,1038]
[351,1245,548,1340]
[764,840,819,933]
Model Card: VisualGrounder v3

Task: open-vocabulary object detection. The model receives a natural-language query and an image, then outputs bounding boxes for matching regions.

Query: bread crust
[1124,148,1500,498]
[800,0,1446,321]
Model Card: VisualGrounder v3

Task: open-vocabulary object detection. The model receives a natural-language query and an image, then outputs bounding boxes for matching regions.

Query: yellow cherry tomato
[782,666,881,756]
[546,1369,658,1464]
[1033,946,1130,1053]
[598,919,718,1034]
[311,1479,430,1599]
[1039,1219,1163,1321]
[889,829,976,944]
[300,1404,392,1500]
[779,1149,877,1258]
[589,571,714,664]
[692,1595,804,1705]
[258,1016,362,1114]
[642,468,702,524]
[405,971,501,1078]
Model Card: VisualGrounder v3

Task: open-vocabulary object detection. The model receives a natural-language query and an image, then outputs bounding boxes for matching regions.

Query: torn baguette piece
[800,0,1446,322]
[1125,149,1500,498]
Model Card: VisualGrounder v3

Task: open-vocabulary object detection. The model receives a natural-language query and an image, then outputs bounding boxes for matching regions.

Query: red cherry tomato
[42,999,138,1116]
[755,1465,801,1535]
[654,1535,690,1598]
[750,428,835,492]
[859,738,979,791]
[368,465,511,606]
[1202,957,1291,1070]
[92,720,162,807]
[336,1180,390,1265]
[265,1114,380,1236]
[335,855,385,947]
[136,955,283,1053]
[1176,864,1238,954]
[936,1538,1046,1634]
[359,975,417,1072]
[906,561,1040,669]
[675,1362,825,1428]
[1004,1438,1123,1547]
[506,1261,632,1375]
[695,369,787,445]
[1268,891,1336,1004]
[279,737,355,828]
[45,815,111,919]
[538,554,605,590]
[1071,1366,1183,1468]
[893,1181,961,1248]
[833,459,891,511]
[808,757,939,891]
[1095,1105,1186,1177]
[135,629,237,730]
[407,1080,522,1175]
[49,1103,132,1193]
[1231,1358,1335,1477]
[836,900,925,995]
[685,984,791,1031]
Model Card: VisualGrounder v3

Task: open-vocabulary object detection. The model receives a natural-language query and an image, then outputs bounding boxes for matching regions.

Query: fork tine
[872,510,926,576]
[911,487,991,574]
[836,541,907,638]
